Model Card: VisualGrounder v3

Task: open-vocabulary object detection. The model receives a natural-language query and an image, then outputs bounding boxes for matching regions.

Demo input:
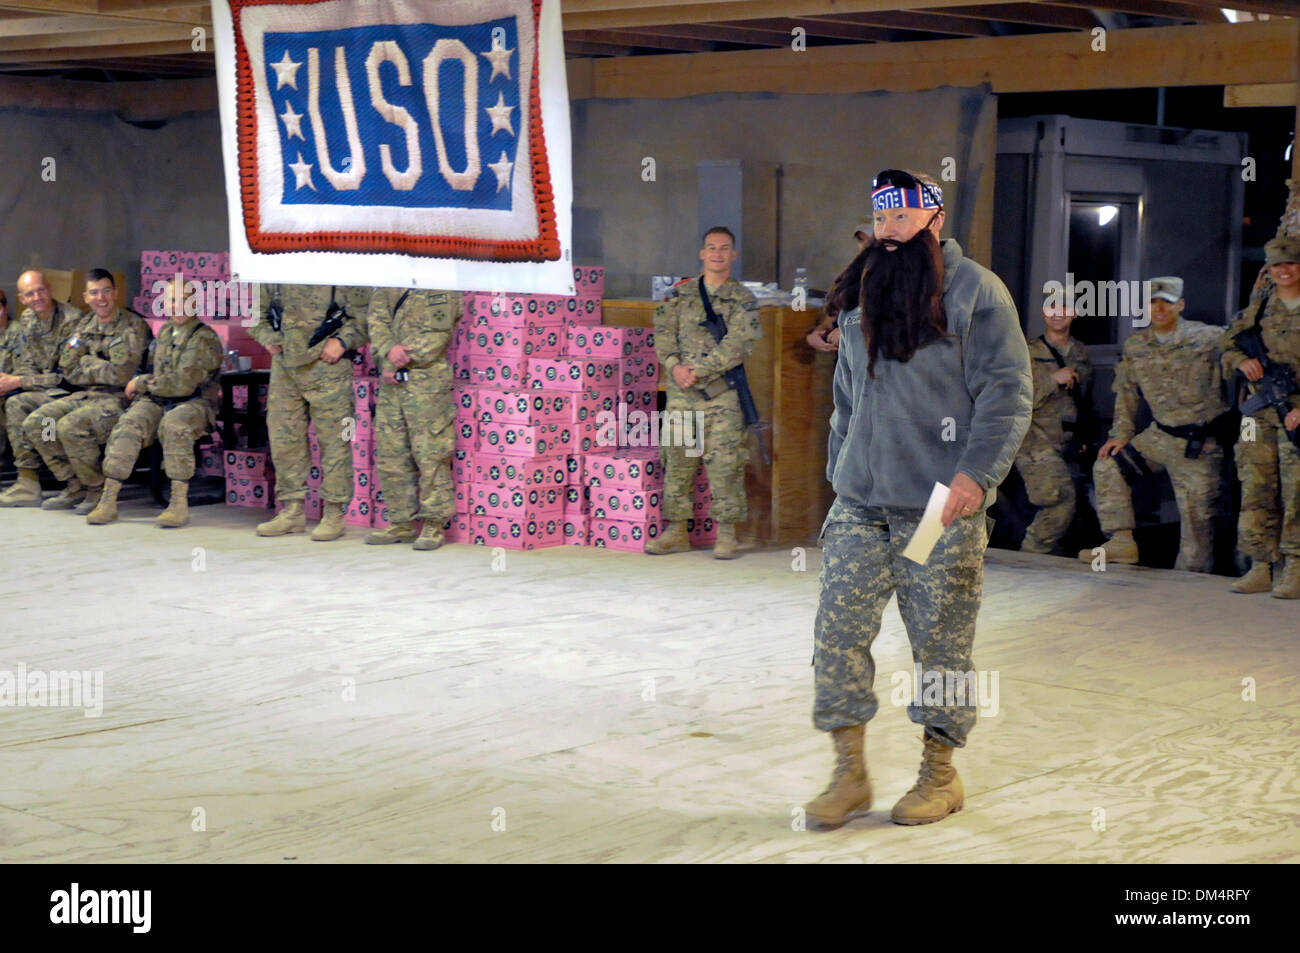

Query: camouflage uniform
[101,319,223,482]
[250,284,369,504]
[1092,319,1228,572]
[816,500,989,744]
[652,276,761,524]
[22,308,149,486]
[1222,296,1300,561]
[0,320,20,458]
[1016,335,1092,553]
[3,301,83,470]
[368,288,461,525]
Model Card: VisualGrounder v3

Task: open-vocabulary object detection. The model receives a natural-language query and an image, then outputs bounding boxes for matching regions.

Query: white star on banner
[485,92,515,136]
[289,153,316,191]
[481,44,513,82]
[279,101,305,140]
[489,151,514,192]
[271,50,302,90]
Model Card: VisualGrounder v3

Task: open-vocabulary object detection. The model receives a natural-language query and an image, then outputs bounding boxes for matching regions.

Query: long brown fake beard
[860,228,947,377]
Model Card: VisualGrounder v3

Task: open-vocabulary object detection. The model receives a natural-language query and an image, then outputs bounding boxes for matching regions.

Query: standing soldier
[364,288,462,551]
[646,226,761,559]
[0,270,83,504]
[0,288,17,463]
[87,277,224,527]
[21,270,148,514]
[1016,304,1092,554]
[1081,277,1229,572]
[1221,237,1300,598]
[250,284,369,541]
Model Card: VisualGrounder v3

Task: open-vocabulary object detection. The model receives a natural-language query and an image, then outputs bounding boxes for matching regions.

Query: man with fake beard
[805,170,1031,828]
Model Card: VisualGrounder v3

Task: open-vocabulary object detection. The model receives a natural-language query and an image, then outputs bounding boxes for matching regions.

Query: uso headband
[871,182,943,211]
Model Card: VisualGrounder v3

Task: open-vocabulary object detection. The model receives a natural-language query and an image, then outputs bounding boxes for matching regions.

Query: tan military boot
[86,478,123,525]
[644,521,690,555]
[310,501,347,541]
[365,520,418,545]
[891,733,964,825]
[74,482,103,516]
[1230,561,1272,594]
[412,522,445,551]
[41,478,84,511]
[155,481,190,528]
[0,468,42,507]
[256,500,306,537]
[1078,529,1138,565]
[713,523,740,560]
[804,725,872,828]
[1271,559,1300,600]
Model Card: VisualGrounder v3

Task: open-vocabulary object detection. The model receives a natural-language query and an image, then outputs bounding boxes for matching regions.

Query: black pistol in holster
[695,281,770,463]
[1233,304,1300,452]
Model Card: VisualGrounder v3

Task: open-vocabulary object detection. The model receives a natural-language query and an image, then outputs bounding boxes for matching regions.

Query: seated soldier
[88,277,223,527]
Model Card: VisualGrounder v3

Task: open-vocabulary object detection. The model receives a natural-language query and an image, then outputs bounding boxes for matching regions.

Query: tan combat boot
[0,468,42,507]
[41,478,84,511]
[412,522,445,551]
[310,501,347,541]
[1230,561,1272,594]
[365,520,418,545]
[804,725,873,828]
[1078,529,1138,565]
[644,521,690,555]
[155,481,190,528]
[74,482,103,516]
[891,733,965,826]
[86,478,123,525]
[713,523,740,560]
[1271,558,1300,600]
[256,500,306,537]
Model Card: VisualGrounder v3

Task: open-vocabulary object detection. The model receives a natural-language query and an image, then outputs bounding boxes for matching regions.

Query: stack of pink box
[689,464,717,546]
[346,379,379,528]
[225,449,274,509]
[135,249,267,369]
[584,449,665,551]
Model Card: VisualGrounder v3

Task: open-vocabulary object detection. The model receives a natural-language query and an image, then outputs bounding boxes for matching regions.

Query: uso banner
[211,0,574,294]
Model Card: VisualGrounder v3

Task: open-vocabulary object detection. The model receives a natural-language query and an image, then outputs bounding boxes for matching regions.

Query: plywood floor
[1,499,1295,863]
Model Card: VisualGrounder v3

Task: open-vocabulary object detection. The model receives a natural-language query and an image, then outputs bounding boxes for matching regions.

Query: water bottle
[224,349,240,373]
[793,267,808,312]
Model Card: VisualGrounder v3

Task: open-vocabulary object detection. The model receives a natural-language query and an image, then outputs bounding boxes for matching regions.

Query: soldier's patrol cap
[1264,236,1300,265]
[1148,276,1184,302]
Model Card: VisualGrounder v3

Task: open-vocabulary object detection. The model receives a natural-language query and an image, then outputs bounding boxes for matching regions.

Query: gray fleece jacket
[827,239,1032,512]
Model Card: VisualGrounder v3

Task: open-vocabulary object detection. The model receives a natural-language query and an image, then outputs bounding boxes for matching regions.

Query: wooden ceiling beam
[0,22,194,51]
[747,17,895,42]
[0,38,199,60]
[1224,82,1296,107]
[629,23,792,46]
[575,18,1298,98]
[824,11,1000,37]
[1045,0,1217,23]
[561,0,1002,32]
[566,28,716,51]
[0,3,209,26]
[939,4,1099,30]
[565,39,637,57]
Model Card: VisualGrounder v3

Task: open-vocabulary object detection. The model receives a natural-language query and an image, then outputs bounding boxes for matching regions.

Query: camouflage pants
[375,368,455,525]
[21,393,124,485]
[5,390,57,470]
[814,498,988,747]
[1093,425,1222,573]
[102,399,212,483]
[0,394,8,459]
[1269,416,1300,558]
[661,388,748,524]
[267,356,356,504]
[1236,414,1281,561]
[1015,442,1075,553]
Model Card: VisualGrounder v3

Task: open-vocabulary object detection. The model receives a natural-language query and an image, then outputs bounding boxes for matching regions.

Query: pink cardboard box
[566,326,653,360]
[563,296,601,326]
[467,483,565,519]
[453,386,478,420]
[307,462,324,490]
[563,485,587,513]
[618,357,658,388]
[471,454,567,488]
[351,345,377,378]
[225,449,273,480]
[140,250,181,278]
[353,379,377,409]
[589,518,665,551]
[352,432,375,469]
[478,421,564,457]
[563,515,588,546]
[528,359,619,391]
[354,467,375,498]
[453,448,474,484]
[589,485,664,522]
[568,388,619,424]
[573,265,605,297]
[303,489,323,520]
[584,450,663,490]
[455,419,478,453]
[180,251,229,280]
[345,496,373,527]
[467,355,527,388]
[469,514,565,550]
[441,513,470,543]
[476,388,570,426]
[469,324,564,359]
[564,454,584,484]
[466,292,566,326]
[689,516,717,545]
[225,475,274,508]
